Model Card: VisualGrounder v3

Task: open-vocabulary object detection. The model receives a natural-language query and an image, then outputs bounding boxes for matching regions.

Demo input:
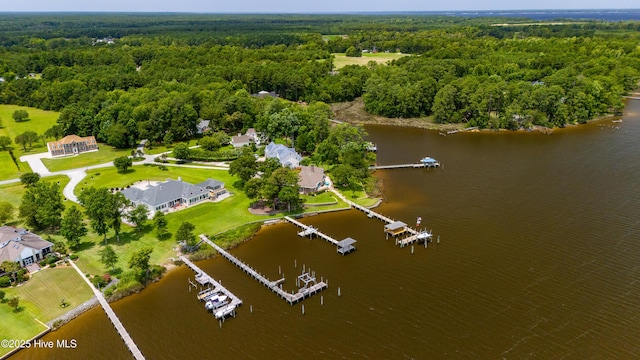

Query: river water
[13,100,640,359]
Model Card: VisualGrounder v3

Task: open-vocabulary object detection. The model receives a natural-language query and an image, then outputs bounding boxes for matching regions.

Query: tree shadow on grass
[74,241,96,252]
[108,267,123,277]
[13,306,24,313]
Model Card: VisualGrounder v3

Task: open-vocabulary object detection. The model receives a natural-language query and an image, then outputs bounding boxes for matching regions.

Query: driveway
[19,152,52,175]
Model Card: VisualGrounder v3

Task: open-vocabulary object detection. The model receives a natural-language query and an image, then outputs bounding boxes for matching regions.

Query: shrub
[69,254,78,261]
[102,273,112,284]
[39,260,47,267]
[50,263,57,268]
[0,276,10,287]
[0,290,5,300]
[91,275,108,289]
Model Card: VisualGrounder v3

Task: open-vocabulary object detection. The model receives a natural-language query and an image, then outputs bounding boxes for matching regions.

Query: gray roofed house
[298,165,326,194]
[121,178,227,216]
[196,119,211,134]
[231,128,260,148]
[0,226,53,268]
[265,142,302,168]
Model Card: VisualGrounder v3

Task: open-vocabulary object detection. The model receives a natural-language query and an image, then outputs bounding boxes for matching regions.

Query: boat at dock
[205,294,229,311]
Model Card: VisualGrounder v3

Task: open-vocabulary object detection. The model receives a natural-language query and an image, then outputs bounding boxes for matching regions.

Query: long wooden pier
[179,255,243,319]
[69,261,145,360]
[200,235,327,304]
[369,162,439,170]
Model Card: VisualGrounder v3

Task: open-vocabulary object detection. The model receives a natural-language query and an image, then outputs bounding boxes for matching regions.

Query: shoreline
[331,97,623,133]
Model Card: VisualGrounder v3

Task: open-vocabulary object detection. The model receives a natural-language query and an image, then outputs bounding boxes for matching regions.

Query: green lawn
[332,52,409,69]
[0,267,94,356]
[0,104,59,180]
[0,151,27,180]
[73,165,278,275]
[0,175,70,212]
[41,145,130,172]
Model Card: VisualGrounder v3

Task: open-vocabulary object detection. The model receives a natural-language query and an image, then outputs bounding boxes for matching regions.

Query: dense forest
[1,13,640,145]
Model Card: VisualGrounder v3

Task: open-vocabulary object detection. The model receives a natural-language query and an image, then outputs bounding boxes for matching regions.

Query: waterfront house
[265,142,302,168]
[0,226,53,268]
[297,165,326,194]
[47,135,98,157]
[121,178,227,216]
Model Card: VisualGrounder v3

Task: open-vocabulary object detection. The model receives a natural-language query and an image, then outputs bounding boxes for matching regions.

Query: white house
[231,128,260,148]
[196,119,211,134]
[0,226,53,268]
[121,178,227,216]
[265,142,302,168]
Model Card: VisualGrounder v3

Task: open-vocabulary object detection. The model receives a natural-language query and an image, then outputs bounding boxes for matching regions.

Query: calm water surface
[14,101,640,359]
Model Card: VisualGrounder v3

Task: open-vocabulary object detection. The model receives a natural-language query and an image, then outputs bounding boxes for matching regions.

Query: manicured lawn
[0,175,70,210]
[0,302,48,357]
[73,165,278,275]
[0,267,93,356]
[41,145,130,172]
[0,151,28,181]
[302,191,338,204]
[332,52,409,69]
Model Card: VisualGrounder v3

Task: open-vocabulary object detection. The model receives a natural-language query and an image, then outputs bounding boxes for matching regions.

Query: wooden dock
[179,255,243,319]
[69,261,145,360]
[200,235,327,304]
[369,162,439,170]
[284,216,357,255]
[396,231,433,248]
[284,216,339,245]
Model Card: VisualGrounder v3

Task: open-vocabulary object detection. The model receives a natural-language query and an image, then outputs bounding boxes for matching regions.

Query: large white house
[121,178,226,216]
[265,142,302,168]
[0,226,53,268]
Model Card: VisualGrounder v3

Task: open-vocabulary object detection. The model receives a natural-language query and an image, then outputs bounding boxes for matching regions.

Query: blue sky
[3,0,639,13]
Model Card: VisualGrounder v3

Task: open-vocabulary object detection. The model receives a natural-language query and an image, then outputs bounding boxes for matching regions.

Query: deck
[179,255,243,319]
[200,235,327,304]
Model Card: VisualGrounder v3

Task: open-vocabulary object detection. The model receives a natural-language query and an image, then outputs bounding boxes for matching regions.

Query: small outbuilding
[337,237,357,255]
[384,221,408,238]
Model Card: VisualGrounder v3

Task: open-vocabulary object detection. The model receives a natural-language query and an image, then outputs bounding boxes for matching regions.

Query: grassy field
[41,145,131,172]
[0,105,59,180]
[332,52,408,69]
[0,175,70,213]
[0,267,94,356]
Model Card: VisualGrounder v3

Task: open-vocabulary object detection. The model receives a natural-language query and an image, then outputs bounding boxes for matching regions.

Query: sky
[2,0,639,13]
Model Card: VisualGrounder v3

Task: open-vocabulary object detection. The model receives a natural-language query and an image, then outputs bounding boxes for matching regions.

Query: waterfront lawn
[0,305,47,357]
[331,52,408,69]
[0,267,93,356]
[41,145,130,172]
[335,185,380,207]
[74,166,278,275]
[301,191,351,212]
[2,267,94,322]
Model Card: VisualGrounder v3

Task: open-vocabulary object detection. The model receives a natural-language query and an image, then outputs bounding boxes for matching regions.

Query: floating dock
[284,216,357,255]
[180,255,242,319]
[200,235,327,304]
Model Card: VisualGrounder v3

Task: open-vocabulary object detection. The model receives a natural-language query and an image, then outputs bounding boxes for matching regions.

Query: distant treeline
[0,13,639,139]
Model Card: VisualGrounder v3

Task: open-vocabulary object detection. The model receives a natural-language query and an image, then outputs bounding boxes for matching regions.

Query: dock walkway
[330,188,431,248]
[284,216,339,245]
[179,255,243,318]
[69,261,145,360]
[200,235,327,304]
[369,162,439,170]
